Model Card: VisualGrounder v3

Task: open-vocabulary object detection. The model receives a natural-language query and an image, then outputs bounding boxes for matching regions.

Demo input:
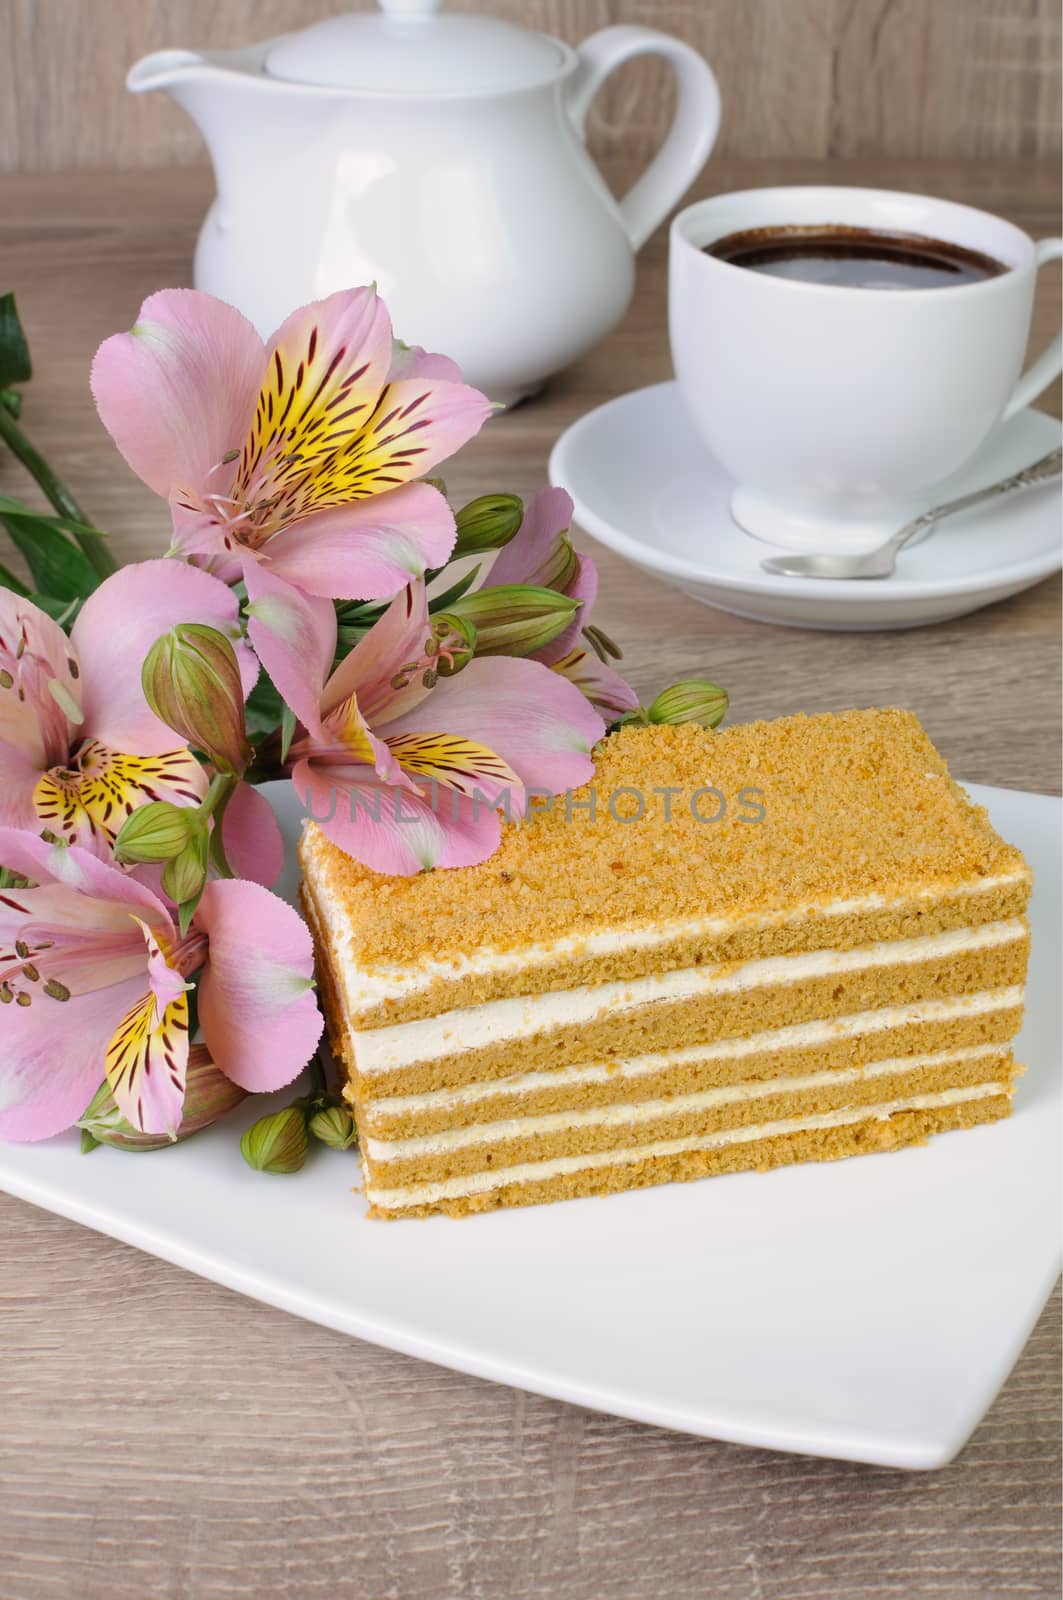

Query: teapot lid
[264,1,567,95]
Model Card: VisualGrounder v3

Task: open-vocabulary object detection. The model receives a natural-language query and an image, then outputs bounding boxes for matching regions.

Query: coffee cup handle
[567,27,721,251]
[1002,238,1063,421]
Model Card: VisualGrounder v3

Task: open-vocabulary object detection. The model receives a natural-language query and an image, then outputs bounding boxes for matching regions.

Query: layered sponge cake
[299,709,1031,1218]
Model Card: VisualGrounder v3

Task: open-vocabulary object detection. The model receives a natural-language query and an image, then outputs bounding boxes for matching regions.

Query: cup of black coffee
[669,188,1063,552]
[706,224,1007,291]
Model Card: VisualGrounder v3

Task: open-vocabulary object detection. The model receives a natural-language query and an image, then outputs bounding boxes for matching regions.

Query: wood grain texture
[2,0,1060,173]
[0,158,1059,1599]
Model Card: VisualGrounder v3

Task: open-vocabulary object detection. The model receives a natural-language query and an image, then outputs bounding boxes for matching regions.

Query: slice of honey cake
[299,709,1032,1218]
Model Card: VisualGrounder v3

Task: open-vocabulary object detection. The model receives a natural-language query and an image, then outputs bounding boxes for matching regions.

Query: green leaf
[334,598,383,625]
[177,893,201,938]
[0,293,31,391]
[334,624,370,658]
[0,511,101,603]
[428,562,482,614]
[279,703,297,765]
[0,496,106,539]
[245,671,284,741]
[80,1128,101,1154]
[0,559,29,597]
[30,593,82,628]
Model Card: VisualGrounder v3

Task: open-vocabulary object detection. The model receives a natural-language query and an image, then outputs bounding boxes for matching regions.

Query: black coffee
[705,225,1008,290]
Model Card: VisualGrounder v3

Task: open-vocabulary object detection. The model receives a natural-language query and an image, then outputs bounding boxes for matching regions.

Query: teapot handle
[567,26,720,251]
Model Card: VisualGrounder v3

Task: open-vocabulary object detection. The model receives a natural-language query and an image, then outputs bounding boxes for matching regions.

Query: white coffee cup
[669,187,1063,552]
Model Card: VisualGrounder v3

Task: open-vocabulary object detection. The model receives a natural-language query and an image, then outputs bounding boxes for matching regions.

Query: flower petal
[321,583,434,725]
[243,559,335,738]
[550,648,640,720]
[0,739,43,834]
[0,590,80,768]
[230,287,395,520]
[104,954,189,1137]
[140,918,190,1013]
[384,731,521,809]
[345,376,492,497]
[167,506,244,579]
[0,972,144,1141]
[321,693,410,787]
[90,288,264,500]
[489,487,574,588]
[221,780,285,889]
[388,343,464,384]
[194,879,323,1092]
[383,657,604,798]
[33,741,208,859]
[294,759,502,875]
[0,825,173,925]
[258,481,456,600]
[70,561,257,755]
[0,876,155,984]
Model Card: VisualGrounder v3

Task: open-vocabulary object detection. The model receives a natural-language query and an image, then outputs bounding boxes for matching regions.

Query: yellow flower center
[32,739,205,851]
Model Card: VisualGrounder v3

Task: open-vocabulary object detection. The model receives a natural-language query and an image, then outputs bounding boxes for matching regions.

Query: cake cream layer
[354,918,1023,1074]
[359,1045,1015,1187]
[356,988,1024,1138]
[300,832,1030,1028]
[363,1085,1011,1216]
[348,919,1029,1095]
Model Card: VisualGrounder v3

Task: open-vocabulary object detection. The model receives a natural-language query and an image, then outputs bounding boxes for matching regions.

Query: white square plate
[1,781,1058,1469]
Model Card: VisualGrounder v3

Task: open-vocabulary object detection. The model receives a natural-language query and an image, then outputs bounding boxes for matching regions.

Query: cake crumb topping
[301,709,1027,970]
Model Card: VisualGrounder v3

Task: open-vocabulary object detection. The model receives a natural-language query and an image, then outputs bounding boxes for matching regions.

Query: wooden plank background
[2,0,1060,173]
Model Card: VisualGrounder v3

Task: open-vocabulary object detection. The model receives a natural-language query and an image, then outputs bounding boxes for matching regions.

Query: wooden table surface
[1,160,1059,1600]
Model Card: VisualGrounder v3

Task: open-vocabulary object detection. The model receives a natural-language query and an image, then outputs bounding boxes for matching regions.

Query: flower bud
[77,1046,248,1151]
[532,531,579,595]
[142,623,251,774]
[114,800,201,865]
[646,679,729,730]
[453,494,524,555]
[308,1102,358,1150]
[161,830,209,907]
[448,585,579,657]
[240,1105,309,1174]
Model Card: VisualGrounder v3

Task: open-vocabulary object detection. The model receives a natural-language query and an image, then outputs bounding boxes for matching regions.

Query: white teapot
[129,1,720,403]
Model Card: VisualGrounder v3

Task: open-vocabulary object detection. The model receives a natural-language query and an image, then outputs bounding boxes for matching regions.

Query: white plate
[549,383,1062,630]
[1,781,1059,1468]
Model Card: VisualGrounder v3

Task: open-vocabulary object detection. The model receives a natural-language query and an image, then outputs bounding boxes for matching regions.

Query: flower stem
[200,771,238,879]
[0,404,117,579]
[194,768,240,883]
[200,772,233,818]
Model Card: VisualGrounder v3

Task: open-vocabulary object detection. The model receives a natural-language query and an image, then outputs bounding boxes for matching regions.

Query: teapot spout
[126,46,274,204]
[127,49,208,95]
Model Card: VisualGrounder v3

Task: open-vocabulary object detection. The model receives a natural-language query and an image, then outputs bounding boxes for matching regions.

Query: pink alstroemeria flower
[489,488,639,721]
[244,568,605,875]
[0,562,264,863]
[91,286,491,601]
[0,828,322,1141]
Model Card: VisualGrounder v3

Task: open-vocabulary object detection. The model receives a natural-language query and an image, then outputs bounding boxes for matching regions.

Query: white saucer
[549,382,1062,631]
